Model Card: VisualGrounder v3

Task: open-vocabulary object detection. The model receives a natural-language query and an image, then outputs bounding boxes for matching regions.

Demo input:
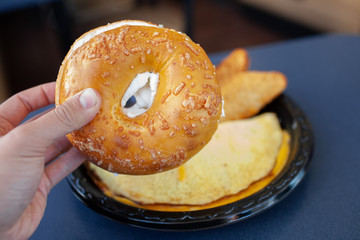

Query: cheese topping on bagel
[56,20,222,175]
[72,21,158,52]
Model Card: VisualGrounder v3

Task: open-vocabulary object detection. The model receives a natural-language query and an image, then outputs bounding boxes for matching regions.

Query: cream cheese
[121,71,159,118]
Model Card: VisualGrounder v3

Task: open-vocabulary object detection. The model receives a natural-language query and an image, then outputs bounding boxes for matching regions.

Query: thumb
[21,88,101,147]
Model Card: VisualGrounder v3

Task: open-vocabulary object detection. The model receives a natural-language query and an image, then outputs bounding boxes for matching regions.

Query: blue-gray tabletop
[30,34,360,240]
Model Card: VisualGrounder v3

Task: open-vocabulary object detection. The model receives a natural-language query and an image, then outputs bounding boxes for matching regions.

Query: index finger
[0,82,55,135]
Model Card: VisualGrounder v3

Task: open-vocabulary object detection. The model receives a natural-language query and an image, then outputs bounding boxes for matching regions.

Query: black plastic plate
[67,94,314,231]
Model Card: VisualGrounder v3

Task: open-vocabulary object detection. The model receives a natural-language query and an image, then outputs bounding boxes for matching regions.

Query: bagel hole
[121,71,159,118]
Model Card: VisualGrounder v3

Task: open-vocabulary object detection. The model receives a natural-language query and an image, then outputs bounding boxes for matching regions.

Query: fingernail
[79,88,98,109]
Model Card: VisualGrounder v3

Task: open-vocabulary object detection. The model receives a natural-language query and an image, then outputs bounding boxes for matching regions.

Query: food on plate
[220,71,287,121]
[84,48,290,211]
[89,113,285,207]
[216,48,249,86]
[216,48,287,121]
[56,20,222,175]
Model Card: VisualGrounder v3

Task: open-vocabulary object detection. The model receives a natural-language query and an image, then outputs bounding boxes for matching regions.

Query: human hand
[0,82,101,240]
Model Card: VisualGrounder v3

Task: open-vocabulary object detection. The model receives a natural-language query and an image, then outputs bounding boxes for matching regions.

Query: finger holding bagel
[56,20,222,175]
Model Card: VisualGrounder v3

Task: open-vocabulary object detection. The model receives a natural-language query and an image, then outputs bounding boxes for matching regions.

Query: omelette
[89,112,284,206]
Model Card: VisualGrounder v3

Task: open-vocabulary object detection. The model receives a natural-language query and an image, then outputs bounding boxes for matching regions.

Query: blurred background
[0,0,359,102]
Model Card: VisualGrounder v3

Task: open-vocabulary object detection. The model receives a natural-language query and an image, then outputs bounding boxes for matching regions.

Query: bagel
[55,20,222,175]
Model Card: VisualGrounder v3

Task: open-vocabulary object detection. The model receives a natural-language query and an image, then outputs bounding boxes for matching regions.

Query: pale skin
[0,82,101,240]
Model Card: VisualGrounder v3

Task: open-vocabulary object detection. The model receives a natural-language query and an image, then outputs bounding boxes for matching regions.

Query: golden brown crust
[216,48,249,87]
[220,71,287,121]
[56,20,222,175]
[215,48,287,121]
